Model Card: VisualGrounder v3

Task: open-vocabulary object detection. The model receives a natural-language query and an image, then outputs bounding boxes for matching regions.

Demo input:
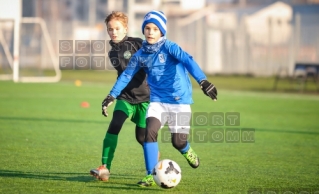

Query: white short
[146,102,191,134]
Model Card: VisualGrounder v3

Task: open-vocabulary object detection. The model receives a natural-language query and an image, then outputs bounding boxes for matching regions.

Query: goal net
[0,0,61,83]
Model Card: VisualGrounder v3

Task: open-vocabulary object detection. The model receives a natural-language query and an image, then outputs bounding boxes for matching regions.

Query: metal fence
[168,12,319,76]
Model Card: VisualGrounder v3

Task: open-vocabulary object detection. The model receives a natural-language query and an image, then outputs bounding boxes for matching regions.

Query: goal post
[0,19,13,80]
[0,0,20,81]
[18,17,61,83]
[0,0,61,83]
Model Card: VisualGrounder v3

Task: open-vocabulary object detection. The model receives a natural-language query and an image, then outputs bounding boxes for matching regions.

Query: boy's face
[107,19,127,43]
[143,23,162,44]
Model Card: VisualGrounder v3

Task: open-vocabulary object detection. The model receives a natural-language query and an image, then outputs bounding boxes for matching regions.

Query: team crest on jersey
[123,51,132,59]
[158,54,166,63]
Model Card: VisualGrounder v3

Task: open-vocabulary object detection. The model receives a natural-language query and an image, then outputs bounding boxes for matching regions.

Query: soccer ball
[152,159,182,189]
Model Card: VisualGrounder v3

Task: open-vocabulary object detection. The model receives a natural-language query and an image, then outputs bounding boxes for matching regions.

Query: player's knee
[171,133,188,150]
[144,130,157,142]
[144,117,161,142]
[136,135,144,145]
[107,110,128,135]
[107,119,124,135]
[172,140,186,150]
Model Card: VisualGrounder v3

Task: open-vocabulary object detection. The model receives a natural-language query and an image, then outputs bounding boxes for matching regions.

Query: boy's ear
[124,27,128,34]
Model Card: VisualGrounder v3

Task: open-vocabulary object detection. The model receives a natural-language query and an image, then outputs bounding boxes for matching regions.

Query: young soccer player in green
[90,11,150,181]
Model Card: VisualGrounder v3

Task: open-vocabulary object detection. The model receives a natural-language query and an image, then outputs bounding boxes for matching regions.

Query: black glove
[200,80,218,101]
[102,94,115,117]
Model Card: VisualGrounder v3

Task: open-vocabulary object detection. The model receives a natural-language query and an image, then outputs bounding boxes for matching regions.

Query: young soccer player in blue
[102,10,218,186]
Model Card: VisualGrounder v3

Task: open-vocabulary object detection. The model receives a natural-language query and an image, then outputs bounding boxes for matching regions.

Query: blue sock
[179,141,190,154]
[143,142,159,175]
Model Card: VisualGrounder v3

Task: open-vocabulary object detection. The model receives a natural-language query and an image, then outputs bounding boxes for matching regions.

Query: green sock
[101,133,118,170]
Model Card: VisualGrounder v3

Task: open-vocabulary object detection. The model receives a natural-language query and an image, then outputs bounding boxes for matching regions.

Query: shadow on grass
[87,184,162,192]
[0,170,94,182]
[251,87,319,94]
[0,170,163,191]
[0,170,138,182]
[1,116,318,135]
[0,116,105,124]
[256,128,319,135]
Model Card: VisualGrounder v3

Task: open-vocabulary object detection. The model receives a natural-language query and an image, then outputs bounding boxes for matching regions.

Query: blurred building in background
[0,0,319,80]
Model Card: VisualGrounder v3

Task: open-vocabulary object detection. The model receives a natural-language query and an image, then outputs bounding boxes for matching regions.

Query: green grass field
[0,74,318,193]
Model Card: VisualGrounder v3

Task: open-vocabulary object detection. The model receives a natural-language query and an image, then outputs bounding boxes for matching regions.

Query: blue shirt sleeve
[167,41,207,83]
[110,56,141,98]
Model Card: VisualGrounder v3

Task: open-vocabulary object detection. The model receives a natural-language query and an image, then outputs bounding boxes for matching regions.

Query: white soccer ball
[152,159,182,189]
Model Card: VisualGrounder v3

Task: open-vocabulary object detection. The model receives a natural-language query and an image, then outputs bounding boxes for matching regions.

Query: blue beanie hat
[142,10,167,36]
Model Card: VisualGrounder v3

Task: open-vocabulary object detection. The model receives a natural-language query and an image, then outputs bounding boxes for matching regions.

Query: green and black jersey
[108,36,150,104]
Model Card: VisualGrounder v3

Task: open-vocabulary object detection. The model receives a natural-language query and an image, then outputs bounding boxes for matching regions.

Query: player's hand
[200,80,217,101]
[102,94,115,117]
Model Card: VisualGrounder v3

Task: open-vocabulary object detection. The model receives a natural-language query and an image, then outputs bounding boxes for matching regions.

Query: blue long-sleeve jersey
[110,40,207,104]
